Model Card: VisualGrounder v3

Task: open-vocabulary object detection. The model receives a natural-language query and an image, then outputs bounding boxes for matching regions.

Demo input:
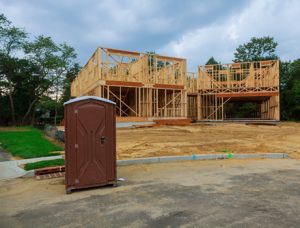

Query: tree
[0,14,27,125]
[1,13,79,126]
[61,63,80,102]
[50,43,77,125]
[205,57,219,65]
[279,61,290,120]
[233,36,278,62]
[22,36,77,124]
[0,14,27,55]
[280,59,300,120]
[276,59,300,121]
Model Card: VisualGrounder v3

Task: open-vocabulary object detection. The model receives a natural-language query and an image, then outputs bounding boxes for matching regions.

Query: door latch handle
[100,136,106,144]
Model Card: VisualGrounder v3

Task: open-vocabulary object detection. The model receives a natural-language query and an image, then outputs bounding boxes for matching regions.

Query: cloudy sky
[1,0,299,71]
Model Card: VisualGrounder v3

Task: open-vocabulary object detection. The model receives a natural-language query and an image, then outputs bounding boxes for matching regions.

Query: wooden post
[107,86,110,99]
[156,89,159,117]
[146,88,149,117]
[135,87,137,117]
[119,87,122,117]
[98,85,102,97]
[172,89,175,117]
[149,88,153,117]
[164,89,167,117]
[138,88,141,117]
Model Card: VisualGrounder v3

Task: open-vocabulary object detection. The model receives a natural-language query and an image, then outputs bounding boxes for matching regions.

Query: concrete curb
[3,153,288,179]
[117,153,288,166]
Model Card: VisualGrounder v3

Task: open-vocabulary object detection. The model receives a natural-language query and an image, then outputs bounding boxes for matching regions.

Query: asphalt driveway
[1,159,300,227]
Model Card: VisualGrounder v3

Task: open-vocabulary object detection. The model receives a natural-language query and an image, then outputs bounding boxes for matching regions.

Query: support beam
[215,91,279,98]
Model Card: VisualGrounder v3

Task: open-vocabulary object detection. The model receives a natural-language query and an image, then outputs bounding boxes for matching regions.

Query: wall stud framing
[71,48,280,121]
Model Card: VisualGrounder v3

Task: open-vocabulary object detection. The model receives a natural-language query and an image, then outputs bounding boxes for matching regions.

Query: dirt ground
[1,159,300,227]
[117,122,300,159]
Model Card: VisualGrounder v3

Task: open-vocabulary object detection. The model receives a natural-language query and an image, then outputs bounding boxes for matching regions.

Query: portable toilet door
[64,96,117,193]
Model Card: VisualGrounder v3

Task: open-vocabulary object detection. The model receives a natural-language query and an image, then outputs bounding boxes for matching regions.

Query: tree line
[0,14,299,125]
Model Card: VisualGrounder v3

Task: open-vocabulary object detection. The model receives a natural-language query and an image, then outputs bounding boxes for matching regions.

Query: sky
[1,0,300,71]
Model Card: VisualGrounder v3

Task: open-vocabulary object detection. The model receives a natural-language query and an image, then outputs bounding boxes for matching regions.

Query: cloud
[0,0,299,71]
[160,0,300,70]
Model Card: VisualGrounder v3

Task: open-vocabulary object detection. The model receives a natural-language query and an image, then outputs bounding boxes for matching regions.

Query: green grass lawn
[0,127,63,159]
[24,159,65,171]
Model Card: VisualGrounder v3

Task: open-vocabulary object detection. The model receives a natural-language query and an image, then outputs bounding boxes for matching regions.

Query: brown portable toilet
[64,96,117,194]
